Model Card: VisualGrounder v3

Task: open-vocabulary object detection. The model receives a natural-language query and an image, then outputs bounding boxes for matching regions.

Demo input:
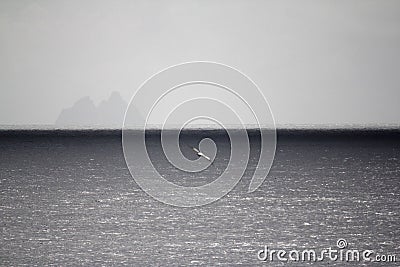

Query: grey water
[0,129,399,266]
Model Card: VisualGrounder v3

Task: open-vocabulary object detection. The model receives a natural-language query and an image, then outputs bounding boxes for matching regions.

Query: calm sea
[0,129,399,266]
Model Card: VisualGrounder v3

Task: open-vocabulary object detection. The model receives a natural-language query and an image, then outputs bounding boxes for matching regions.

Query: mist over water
[1,0,399,265]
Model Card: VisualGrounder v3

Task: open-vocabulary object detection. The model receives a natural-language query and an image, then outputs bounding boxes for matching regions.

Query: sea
[0,127,399,266]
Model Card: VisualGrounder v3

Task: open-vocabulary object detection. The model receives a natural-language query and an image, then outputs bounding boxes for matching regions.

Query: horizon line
[1,123,400,131]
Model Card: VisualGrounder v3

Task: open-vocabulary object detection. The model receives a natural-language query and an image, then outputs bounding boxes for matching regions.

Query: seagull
[191,146,212,162]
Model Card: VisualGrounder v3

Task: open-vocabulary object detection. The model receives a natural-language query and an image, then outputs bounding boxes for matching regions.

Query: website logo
[122,62,276,207]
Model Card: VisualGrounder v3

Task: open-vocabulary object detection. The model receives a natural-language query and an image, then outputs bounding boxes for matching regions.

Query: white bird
[191,146,211,162]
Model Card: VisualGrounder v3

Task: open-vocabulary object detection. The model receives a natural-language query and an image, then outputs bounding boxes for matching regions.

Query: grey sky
[0,0,399,126]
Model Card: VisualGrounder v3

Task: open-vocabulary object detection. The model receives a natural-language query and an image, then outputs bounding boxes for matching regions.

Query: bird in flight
[191,146,212,162]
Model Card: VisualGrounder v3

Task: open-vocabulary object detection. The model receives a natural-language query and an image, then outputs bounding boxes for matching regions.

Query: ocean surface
[0,129,399,266]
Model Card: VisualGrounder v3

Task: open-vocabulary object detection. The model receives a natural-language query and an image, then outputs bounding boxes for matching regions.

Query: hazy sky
[1,0,399,126]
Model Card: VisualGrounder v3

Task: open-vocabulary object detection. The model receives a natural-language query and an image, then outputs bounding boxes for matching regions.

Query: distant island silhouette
[55,91,130,127]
